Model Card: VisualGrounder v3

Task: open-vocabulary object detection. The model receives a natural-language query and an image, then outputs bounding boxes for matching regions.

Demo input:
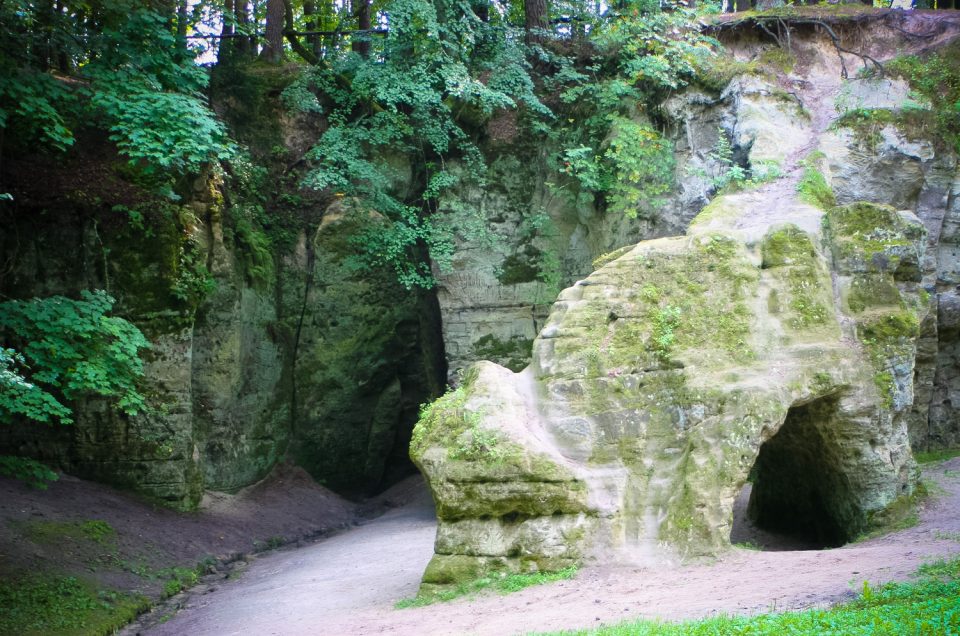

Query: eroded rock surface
[413,190,925,589]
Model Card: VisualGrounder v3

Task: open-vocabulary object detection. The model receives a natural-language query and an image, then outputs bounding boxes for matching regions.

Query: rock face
[433,88,746,383]
[433,20,960,458]
[413,192,924,589]
[0,166,444,509]
[412,22,960,583]
[821,113,960,452]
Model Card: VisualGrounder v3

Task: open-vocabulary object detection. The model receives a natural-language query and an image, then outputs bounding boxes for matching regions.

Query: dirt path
[135,458,960,636]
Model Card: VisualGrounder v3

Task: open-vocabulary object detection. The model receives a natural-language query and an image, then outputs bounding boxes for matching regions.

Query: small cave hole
[730,395,856,551]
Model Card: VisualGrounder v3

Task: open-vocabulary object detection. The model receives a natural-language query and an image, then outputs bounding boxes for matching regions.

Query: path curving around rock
[136,459,960,636]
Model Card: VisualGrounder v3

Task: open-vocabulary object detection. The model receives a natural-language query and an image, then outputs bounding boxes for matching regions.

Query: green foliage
[591,4,718,96]
[450,419,509,463]
[536,557,960,635]
[396,566,578,608]
[693,129,782,193]
[652,306,682,359]
[158,566,199,597]
[0,347,72,425]
[545,3,714,218]
[0,456,59,489]
[93,89,234,177]
[0,71,75,151]
[0,290,150,426]
[410,384,471,459]
[21,519,116,545]
[286,0,548,288]
[796,153,836,210]
[0,0,234,181]
[914,448,960,464]
[886,41,960,153]
[410,372,517,466]
[0,575,149,636]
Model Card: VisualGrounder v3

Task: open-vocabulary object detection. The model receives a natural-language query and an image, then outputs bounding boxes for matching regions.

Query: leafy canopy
[0,0,234,181]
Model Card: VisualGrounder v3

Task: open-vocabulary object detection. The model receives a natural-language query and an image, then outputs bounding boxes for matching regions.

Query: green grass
[915,448,960,464]
[795,154,835,210]
[156,565,200,598]
[395,566,578,609]
[19,519,115,545]
[533,557,960,635]
[0,575,149,636]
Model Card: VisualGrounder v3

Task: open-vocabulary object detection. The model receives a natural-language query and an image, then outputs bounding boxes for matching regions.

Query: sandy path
[139,459,960,636]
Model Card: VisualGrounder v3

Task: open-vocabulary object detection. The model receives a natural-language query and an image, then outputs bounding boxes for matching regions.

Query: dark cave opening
[730,395,857,551]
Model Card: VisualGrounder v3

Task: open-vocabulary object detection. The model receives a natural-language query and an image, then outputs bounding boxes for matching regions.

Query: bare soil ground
[0,463,419,609]
[129,458,960,636]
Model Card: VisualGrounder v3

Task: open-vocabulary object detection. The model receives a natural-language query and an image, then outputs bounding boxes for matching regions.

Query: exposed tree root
[706,8,960,78]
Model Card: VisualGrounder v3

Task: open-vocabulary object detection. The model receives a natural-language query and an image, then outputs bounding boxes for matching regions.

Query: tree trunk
[303,0,321,59]
[219,0,236,62]
[524,0,549,45]
[236,0,252,56]
[352,0,371,57]
[735,0,751,11]
[176,0,189,51]
[262,0,284,62]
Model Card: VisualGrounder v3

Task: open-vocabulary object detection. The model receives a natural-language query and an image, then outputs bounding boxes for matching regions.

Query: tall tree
[262,0,285,62]
[219,0,236,62]
[303,0,322,59]
[525,0,549,44]
[353,0,372,57]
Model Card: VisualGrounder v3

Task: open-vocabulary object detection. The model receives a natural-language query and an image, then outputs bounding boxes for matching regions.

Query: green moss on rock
[472,334,533,372]
[826,203,925,276]
[762,226,816,268]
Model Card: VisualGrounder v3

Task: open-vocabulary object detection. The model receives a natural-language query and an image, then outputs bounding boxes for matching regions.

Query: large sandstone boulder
[412,193,925,591]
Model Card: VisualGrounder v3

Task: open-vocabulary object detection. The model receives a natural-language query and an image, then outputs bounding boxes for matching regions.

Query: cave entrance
[730,394,857,551]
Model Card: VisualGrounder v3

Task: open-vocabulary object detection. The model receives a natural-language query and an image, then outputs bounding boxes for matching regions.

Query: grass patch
[533,556,960,635]
[20,519,116,545]
[396,566,578,609]
[0,575,149,636]
[914,448,960,464]
[795,153,835,210]
[732,541,760,551]
[157,566,200,598]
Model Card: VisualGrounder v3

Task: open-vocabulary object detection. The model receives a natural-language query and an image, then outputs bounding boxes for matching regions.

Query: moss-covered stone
[761,225,831,332]
[826,203,926,278]
[416,192,918,590]
[471,334,533,373]
[285,206,444,496]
